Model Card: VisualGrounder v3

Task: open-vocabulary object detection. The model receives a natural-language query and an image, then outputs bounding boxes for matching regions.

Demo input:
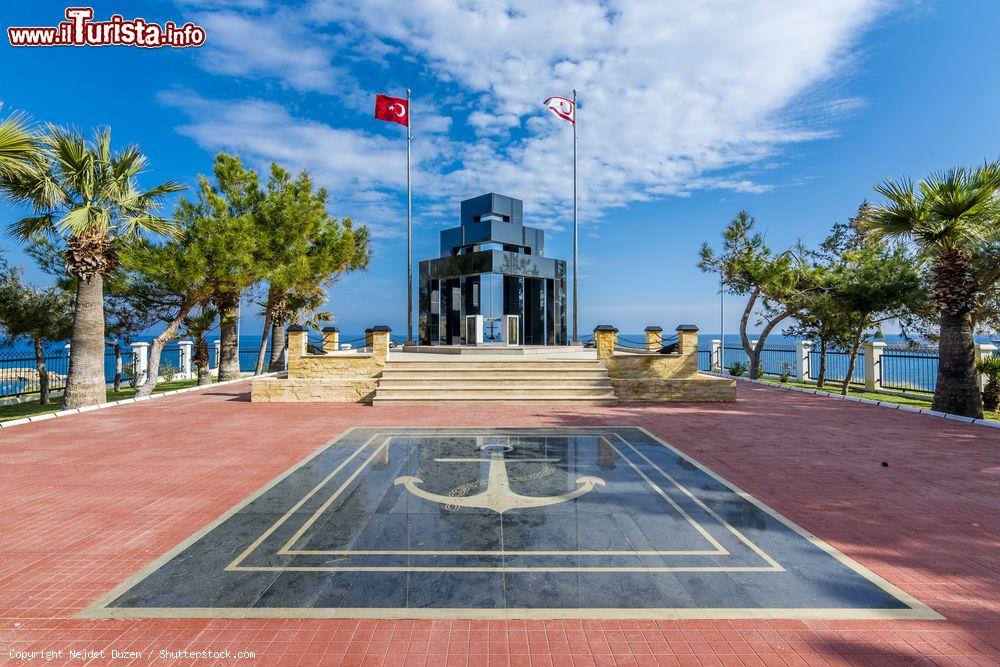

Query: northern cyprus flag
[543,96,575,124]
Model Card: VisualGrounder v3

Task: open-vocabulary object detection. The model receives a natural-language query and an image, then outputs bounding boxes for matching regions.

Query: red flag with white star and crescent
[374,94,409,127]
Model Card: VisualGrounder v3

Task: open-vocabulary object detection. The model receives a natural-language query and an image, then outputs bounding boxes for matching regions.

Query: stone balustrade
[252,325,392,402]
[593,324,736,402]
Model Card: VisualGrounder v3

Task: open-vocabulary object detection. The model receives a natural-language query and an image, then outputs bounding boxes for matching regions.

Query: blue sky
[2,1,999,336]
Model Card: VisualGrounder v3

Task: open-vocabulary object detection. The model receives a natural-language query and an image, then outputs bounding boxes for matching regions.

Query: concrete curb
[705,371,1000,429]
[0,373,277,431]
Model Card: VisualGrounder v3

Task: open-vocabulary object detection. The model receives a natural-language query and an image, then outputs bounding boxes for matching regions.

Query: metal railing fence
[720,344,797,376]
[879,347,938,393]
[808,349,865,385]
[0,350,69,398]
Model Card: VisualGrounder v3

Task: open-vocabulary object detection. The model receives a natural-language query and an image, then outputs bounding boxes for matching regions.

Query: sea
[2,331,997,397]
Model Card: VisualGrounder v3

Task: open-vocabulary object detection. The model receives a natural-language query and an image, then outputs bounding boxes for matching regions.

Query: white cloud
[186,9,365,107]
[313,0,884,214]
[165,1,887,230]
[158,90,430,238]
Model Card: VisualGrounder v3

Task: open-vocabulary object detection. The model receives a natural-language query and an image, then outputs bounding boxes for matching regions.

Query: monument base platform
[400,345,591,356]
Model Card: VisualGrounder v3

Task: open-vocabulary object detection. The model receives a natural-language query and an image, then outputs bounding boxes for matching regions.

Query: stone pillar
[286,325,308,359]
[795,340,812,382]
[321,326,340,353]
[178,340,193,379]
[131,341,149,384]
[675,325,699,356]
[593,325,618,361]
[710,339,722,371]
[863,341,886,392]
[975,343,997,390]
[644,326,663,352]
[213,340,221,369]
[368,325,391,362]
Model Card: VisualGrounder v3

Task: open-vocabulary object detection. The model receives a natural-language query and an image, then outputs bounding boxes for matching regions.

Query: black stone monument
[418,193,567,345]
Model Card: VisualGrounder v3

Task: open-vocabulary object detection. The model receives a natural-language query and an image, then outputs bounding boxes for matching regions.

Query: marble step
[378,376,613,387]
[375,386,615,398]
[382,362,607,372]
[373,392,617,403]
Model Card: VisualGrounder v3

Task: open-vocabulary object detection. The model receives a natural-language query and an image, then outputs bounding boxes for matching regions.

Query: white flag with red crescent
[543,96,575,124]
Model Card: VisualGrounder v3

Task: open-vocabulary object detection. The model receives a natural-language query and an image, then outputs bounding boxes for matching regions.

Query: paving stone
[0,380,995,664]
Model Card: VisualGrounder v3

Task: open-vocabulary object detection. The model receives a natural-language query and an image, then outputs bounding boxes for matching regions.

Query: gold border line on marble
[273,431,731,560]
[631,425,942,621]
[273,439,392,555]
[78,426,944,621]
[607,434,783,571]
[224,433,384,572]
[226,427,772,572]
[78,426,369,619]
[82,606,941,621]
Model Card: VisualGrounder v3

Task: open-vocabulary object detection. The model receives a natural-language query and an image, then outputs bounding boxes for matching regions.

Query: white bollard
[795,340,812,382]
[130,342,150,385]
[863,341,886,392]
[178,340,194,380]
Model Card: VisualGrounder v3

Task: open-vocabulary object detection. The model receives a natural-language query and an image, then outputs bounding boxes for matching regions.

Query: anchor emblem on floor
[394,443,605,513]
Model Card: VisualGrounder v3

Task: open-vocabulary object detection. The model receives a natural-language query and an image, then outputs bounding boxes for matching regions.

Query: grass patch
[758,376,1000,422]
[0,378,207,423]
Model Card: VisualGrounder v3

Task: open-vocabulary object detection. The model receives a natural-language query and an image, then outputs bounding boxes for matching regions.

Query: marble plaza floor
[0,382,997,664]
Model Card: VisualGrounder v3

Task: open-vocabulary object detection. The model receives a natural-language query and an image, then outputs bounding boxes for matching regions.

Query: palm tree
[4,126,183,408]
[0,111,40,178]
[181,306,217,386]
[864,163,1000,418]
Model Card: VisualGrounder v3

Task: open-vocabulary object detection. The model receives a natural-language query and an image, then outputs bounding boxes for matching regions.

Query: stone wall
[251,377,379,402]
[595,324,736,402]
[286,352,383,379]
[611,376,736,402]
[251,326,390,403]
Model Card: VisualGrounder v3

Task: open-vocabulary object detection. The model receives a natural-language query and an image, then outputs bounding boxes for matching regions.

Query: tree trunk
[194,337,211,386]
[268,321,286,372]
[747,304,795,380]
[62,275,106,409]
[817,338,828,389]
[137,302,195,397]
[33,338,50,406]
[215,294,241,382]
[254,310,272,376]
[738,288,759,376]
[113,341,122,392]
[933,309,983,418]
[841,324,866,396]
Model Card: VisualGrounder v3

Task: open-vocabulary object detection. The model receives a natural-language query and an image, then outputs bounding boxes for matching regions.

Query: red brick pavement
[0,383,997,666]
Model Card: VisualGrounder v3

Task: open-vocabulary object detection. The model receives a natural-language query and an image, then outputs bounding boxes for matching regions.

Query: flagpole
[406,88,413,344]
[572,88,578,344]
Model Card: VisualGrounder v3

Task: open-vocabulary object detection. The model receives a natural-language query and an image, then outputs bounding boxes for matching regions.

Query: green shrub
[728,361,746,377]
[976,356,1000,411]
[127,359,140,389]
[160,361,177,383]
[778,361,793,383]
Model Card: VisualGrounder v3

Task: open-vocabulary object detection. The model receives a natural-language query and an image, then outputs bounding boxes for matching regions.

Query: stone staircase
[372,358,616,404]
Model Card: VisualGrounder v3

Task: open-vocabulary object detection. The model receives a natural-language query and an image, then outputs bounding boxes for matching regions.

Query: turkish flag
[374,94,409,127]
